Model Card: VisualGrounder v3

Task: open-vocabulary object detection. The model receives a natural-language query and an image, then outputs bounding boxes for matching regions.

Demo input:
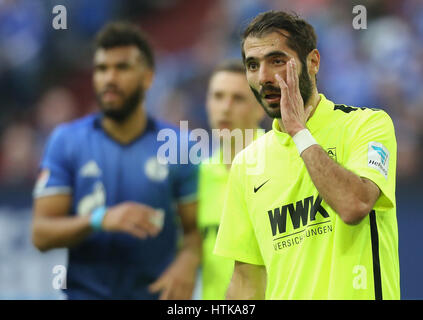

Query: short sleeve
[171,137,199,203]
[33,125,73,198]
[173,162,199,203]
[343,111,397,211]
[214,153,264,265]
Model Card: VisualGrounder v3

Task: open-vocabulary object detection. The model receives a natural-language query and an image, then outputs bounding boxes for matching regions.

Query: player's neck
[277,90,320,133]
[101,103,147,144]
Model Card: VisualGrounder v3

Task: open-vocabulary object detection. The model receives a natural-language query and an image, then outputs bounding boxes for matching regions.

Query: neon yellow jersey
[198,129,264,300]
[198,150,233,300]
[214,94,400,300]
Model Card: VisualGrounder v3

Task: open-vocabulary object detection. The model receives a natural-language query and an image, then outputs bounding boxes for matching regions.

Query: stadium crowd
[0,0,422,191]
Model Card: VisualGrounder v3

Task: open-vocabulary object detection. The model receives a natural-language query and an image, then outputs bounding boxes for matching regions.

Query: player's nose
[103,68,119,85]
[220,97,233,114]
[258,63,275,87]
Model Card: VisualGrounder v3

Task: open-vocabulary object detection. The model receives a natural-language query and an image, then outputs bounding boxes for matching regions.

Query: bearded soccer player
[214,11,400,300]
[31,22,201,299]
[198,60,264,299]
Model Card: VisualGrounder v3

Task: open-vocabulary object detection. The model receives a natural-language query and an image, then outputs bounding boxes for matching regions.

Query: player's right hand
[101,202,162,239]
[275,58,313,137]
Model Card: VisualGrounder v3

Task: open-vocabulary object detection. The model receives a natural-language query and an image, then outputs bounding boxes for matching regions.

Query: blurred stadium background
[0,0,422,299]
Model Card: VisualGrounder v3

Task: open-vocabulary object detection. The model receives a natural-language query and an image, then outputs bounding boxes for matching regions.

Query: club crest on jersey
[145,156,169,182]
[326,147,337,162]
[367,142,389,179]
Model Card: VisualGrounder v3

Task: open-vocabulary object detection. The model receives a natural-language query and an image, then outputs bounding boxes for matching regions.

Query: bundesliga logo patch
[368,141,389,179]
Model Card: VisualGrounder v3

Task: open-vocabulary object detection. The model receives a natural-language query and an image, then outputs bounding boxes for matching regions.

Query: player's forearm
[301,144,376,224]
[226,279,265,300]
[32,215,93,251]
[178,229,202,267]
[226,262,266,300]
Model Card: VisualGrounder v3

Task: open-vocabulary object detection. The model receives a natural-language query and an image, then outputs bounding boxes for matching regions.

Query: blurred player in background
[31,22,201,300]
[214,10,400,299]
[197,60,264,299]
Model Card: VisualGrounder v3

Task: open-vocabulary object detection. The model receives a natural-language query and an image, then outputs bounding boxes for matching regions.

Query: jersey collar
[272,93,333,146]
[93,112,156,145]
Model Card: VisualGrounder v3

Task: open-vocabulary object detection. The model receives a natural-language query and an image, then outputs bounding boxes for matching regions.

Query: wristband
[292,129,318,155]
[90,206,107,231]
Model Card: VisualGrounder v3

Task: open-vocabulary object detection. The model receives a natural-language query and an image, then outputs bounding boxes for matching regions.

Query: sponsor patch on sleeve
[367,142,389,179]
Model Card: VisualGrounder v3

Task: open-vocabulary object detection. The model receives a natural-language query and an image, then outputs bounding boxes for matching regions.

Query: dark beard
[97,85,144,123]
[250,62,313,119]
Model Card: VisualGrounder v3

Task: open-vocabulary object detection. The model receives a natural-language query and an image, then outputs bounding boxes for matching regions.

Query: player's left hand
[148,249,198,300]
[275,58,313,137]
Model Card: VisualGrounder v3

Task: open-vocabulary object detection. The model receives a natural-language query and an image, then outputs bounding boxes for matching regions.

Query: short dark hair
[94,21,155,69]
[241,10,317,65]
[211,59,245,76]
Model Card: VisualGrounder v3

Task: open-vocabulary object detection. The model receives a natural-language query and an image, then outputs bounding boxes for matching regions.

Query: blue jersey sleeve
[33,125,74,198]
[171,135,198,203]
[172,160,199,203]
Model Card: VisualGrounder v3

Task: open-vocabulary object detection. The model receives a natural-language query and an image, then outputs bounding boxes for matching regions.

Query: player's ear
[307,49,320,78]
[141,68,154,90]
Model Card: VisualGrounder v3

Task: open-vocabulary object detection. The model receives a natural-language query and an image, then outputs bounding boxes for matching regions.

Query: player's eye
[247,61,259,71]
[117,63,130,70]
[216,91,225,99]
[272,58,286,66]
[94,64,107,72]
[233,95,245,103]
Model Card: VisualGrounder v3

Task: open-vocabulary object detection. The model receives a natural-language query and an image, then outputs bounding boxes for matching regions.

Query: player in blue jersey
[31,22,201,300]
